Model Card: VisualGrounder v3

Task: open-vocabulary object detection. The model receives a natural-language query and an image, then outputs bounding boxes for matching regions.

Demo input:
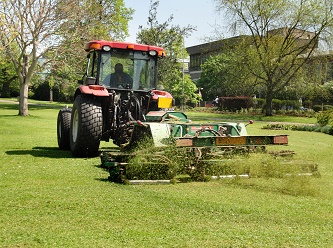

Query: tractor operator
[107,63,133,89]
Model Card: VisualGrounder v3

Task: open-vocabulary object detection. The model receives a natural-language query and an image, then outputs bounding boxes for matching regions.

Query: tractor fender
[75,85,109,99]
[151,89,173,100]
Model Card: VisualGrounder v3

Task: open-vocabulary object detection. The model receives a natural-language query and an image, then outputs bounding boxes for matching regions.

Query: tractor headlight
[149,50,157,56]
[103,45,111,51]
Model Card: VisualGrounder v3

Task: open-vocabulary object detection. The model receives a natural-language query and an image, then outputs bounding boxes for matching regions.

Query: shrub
[219,96,254,111]
[262,122,333,136]
[323,105,333,111]
[32,81,54,101]
[316,110,333,126]
[255,98,265,109]
[303,100,313,109]
[313,105,323,112]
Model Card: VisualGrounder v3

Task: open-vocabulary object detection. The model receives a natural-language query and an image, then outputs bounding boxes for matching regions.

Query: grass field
[1,99,333,247]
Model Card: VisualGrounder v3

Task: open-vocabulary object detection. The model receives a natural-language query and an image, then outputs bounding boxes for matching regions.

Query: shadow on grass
[6,146,73,158]
[95,178,113,183]
[0,103,19,110]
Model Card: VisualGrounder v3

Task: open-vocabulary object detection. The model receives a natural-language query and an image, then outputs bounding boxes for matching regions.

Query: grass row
[1,99,333,247]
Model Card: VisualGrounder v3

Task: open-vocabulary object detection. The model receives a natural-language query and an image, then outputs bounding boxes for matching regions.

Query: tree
[0,0,133,116]
[0,0,72,115]
[55,0,134,84]
[198,51,257,101]
[136,1,199,106]
[0,50,18,97]
[214,0,333,115]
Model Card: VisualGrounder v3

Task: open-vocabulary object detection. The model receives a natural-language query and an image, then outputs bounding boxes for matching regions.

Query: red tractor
[57,40,173,157]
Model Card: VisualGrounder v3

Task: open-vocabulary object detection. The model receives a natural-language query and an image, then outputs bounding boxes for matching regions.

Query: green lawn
[185,110,317,124]
[1,100,333,247]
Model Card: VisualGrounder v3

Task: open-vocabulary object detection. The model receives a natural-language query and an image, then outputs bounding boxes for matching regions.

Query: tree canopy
[136,1,199,106]
[214,0,333,115]
[198,50,257,101]
[0,50,18,97]
[0,0,133,115]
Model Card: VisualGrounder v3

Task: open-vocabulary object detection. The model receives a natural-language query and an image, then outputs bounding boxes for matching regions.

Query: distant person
[104,63,133,88]
[214,96,219,106]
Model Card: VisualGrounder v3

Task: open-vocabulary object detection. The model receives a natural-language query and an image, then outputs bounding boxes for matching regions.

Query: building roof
[186,35,249,55]
[186,28,317,55]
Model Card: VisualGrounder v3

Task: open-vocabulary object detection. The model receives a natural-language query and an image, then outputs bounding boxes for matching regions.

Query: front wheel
[70,94,103,157]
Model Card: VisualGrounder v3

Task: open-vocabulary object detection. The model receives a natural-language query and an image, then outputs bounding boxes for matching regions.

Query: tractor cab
[80,40,166,92]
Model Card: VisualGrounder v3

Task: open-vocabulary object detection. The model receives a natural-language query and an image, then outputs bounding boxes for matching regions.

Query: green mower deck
[100,111,289,183]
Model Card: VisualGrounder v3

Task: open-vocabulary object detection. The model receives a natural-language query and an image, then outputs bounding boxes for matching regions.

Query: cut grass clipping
[123,139,319,195]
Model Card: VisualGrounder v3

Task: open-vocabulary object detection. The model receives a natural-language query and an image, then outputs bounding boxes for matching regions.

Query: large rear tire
[57,108,72,150]
[70,94,102,157]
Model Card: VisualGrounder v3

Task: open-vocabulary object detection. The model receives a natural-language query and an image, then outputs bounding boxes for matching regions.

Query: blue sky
[123,0,223,47]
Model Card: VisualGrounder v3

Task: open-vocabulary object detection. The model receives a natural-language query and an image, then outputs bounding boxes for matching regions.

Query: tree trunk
[265,95,273,116]
[19,82,29,116]
[18,54,30,116]
[50,88,53,102]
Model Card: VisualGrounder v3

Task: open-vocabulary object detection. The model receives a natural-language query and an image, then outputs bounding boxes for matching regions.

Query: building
[186,36,247,82]
[186,28,318,82]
